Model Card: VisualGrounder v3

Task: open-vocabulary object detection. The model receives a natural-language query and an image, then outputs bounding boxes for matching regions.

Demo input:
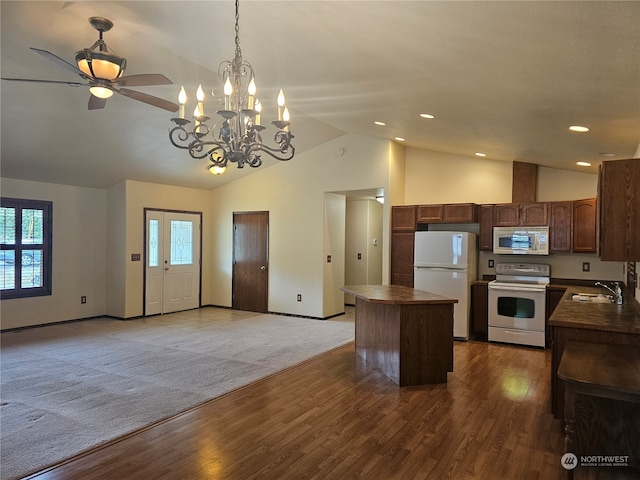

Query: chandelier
[169,0,294,176]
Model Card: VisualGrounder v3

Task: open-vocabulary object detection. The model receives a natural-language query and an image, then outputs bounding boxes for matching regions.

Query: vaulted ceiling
[1,1,639,190]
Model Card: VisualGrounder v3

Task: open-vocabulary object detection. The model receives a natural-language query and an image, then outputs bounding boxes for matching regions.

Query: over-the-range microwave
[493,226,549,255]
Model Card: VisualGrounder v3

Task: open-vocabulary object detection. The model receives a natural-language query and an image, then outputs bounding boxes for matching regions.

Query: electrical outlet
[488,259,494,268]
[357,253,362,260]
[81,296,87,304]
[327,255,331,263]
[582,262,590,272]
[297,294,302,302]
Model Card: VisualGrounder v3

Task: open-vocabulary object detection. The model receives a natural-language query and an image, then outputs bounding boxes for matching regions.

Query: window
[0,198,52,299]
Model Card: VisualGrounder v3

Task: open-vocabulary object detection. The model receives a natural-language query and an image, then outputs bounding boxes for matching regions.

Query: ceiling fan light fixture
[75,49,126,81]
[89,85,114,99]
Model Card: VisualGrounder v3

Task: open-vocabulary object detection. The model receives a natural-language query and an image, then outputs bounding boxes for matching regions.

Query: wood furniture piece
[599,158,640,261]
[471,281,488,340]
[572,198,596,253]
[416,203,478,224]
[340,285,456,386]
[478,204,494,251]
[549,287,640,418]
[558,341,640,479]
[549,201,572,252]
[391,206,417,287]
[493,202,548,226]
[512,161,538,204]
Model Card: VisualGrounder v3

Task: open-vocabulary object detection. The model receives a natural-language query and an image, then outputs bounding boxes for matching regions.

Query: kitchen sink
[567,292,614,303]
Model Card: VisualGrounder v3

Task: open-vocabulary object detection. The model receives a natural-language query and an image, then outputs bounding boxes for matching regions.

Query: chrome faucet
[595,281,623,305]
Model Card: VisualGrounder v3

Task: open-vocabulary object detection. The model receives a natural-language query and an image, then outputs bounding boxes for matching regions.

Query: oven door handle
[489,284,546,292]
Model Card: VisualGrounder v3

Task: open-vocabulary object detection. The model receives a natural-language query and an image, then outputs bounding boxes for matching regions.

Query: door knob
[260,265,266,271]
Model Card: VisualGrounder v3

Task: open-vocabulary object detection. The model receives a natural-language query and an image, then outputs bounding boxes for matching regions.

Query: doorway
[232,211,269,312]
[144,210,202,316]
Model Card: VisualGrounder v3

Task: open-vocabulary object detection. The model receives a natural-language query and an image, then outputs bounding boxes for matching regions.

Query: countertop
[341,285,458,305]
[548,285,640,334]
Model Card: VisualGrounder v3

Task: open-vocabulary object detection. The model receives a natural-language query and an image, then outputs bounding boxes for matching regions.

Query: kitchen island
[340,285,457,386]
[549,286,640,471]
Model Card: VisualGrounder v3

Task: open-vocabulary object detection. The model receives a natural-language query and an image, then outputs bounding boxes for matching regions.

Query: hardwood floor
[26,335,633,480]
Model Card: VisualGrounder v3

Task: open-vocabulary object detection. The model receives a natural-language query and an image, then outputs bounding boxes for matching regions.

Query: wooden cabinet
[391,232,415,287]
[572,198,596,253]
[417,203,478,224]
[416,204,443,223]
[599,159,640,261]
[521,203,548,226]
[549,202,572,252]
[494,203,548,227]
[471,282,488,341]
[391,206,416,287]
[479,205,494,251]
[391,205,416,231]
[545,286,566,347]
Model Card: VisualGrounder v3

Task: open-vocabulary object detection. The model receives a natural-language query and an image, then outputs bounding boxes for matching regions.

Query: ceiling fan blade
[88,94,107,110]
[30,48,84,77]
[116,74,173,87]
[1,77,85,86]
[118,88,179,112]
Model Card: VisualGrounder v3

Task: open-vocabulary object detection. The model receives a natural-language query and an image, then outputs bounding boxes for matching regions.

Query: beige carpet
[0,307,354,480]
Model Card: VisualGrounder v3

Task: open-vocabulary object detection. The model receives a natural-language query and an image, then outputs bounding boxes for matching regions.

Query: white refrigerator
[413,231,477,340]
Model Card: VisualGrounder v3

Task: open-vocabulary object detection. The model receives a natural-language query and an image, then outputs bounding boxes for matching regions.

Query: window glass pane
[21,250,43,288]
[0,251,16,290]
[170,220,193,265]
[149,219,159,267]
[0,207,16,245]
[22,209,44,244]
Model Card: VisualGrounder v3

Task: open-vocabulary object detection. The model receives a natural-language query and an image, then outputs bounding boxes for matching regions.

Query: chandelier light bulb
[283,106,290,122]
[255,98,262,126]
[277,89,285,120]
[224,77,233,110]
[178,86,187,118]
[247,77,256,109]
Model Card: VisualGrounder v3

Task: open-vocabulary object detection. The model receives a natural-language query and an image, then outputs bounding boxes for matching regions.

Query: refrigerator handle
[414,266,466,272]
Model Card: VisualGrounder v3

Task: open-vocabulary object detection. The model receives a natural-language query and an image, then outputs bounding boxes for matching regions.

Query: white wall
[344,198,383,304]
[323,193,346,315]
[208,134,394,318]
[0,179,107,329]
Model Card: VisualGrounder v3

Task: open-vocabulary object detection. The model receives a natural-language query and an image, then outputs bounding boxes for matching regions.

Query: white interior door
[145,211,201,315]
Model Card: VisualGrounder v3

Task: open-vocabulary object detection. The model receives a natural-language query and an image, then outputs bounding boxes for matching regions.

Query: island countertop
[548,285,640,334]
[341,285,458,305]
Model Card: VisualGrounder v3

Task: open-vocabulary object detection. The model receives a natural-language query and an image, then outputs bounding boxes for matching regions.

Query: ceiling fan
[1,17,179,112]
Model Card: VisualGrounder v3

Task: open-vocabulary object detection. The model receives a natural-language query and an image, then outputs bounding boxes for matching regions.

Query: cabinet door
[417,204,443,223]
[573,198,596,253]
[599,159,640,261]
[471,282,488,341]
[521,203,548,226]
[391,205,416,231]
[391,231,415,287]
[549,202,572,252]
[493,204,520,226]
[479,205,494,251]
[443,203,477,223]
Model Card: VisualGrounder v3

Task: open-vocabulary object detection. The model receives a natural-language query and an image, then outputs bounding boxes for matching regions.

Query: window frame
[0,197,53,299]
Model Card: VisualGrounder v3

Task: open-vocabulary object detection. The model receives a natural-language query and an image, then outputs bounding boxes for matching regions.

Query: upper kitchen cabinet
[549,201,572,252]
[599,159,640,261]
[572,198,596,253]
[479,205,494,251]
[493,203,548,227]
[417,203,478,224]
[391,205,417,231]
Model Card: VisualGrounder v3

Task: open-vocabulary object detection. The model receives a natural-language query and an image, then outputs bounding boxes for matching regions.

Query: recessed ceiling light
[394,137,405,142]
[569,125,589,132]
[420,113,435,119]
[374,121,386,126]
[576,161,591,167]
[475,152,486,157]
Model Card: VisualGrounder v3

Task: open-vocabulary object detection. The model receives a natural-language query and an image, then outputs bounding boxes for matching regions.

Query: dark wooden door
[232,211,268,312]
